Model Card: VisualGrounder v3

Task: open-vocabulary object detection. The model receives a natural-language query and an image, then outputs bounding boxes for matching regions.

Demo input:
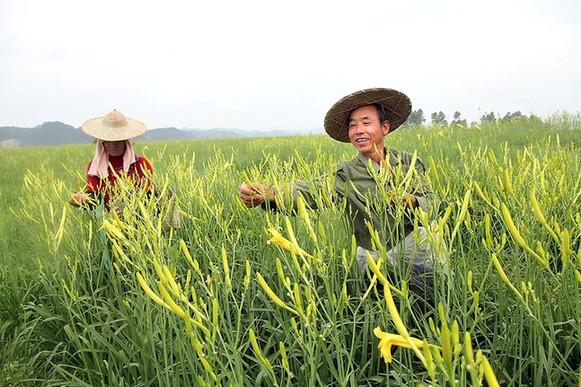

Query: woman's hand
[69,192,87,207]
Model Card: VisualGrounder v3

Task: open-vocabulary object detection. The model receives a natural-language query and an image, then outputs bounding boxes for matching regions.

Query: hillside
[0,122,322,147]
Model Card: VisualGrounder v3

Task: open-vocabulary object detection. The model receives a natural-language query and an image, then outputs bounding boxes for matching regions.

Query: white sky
[1,0,580,131]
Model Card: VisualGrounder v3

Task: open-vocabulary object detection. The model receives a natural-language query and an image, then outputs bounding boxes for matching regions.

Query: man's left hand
[402,192,418,208]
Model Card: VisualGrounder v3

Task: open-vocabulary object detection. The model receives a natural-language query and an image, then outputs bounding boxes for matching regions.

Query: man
[240,88,436,287]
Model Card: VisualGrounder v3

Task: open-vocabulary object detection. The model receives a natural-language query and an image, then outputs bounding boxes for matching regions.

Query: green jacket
[273,148,433,251]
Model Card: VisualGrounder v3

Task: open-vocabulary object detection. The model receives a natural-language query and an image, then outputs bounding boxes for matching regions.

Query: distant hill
[138,127,197,141]
[0,122,93,146]
[0,122,323,147]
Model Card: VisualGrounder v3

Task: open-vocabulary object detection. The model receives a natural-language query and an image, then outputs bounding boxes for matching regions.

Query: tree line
[404,109,542,127]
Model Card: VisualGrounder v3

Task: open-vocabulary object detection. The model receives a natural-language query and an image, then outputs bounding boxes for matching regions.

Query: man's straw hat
[81,109,147,141]
[324,88,412,142]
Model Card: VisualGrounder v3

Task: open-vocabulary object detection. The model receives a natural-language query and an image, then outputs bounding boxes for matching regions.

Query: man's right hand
[239,183,274,208]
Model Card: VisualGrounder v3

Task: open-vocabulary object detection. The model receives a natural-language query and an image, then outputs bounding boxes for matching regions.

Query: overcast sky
[1,0,580,131]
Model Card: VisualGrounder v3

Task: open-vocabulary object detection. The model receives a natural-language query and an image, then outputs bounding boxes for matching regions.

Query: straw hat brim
[324,88,412,142]
[81,116,147,141]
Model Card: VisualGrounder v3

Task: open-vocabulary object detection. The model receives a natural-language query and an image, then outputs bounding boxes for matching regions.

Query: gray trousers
[356,227,436,288]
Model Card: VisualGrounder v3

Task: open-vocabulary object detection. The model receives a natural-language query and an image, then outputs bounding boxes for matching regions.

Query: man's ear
[382,121,391,136]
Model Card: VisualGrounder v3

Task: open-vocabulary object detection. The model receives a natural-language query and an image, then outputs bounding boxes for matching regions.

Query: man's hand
[239,183,275,208]
[402,192,418,209]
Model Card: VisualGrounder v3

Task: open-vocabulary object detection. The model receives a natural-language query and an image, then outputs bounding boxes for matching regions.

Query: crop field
[0,117,580,386]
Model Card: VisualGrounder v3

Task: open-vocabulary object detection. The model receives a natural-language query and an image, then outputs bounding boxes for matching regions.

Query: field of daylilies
[0,115,579,386]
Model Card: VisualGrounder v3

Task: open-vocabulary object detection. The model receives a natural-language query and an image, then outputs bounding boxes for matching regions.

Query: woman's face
[102,140,126,157]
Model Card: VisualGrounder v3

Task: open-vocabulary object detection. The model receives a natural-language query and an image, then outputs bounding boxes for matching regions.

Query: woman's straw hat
[324,88,412,142]
[81,109,147,141]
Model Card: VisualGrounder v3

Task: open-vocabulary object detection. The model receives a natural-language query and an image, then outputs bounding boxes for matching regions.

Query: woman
[70,109,153,211]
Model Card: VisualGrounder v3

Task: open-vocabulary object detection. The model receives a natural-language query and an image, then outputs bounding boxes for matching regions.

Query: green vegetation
[0,119,579,386]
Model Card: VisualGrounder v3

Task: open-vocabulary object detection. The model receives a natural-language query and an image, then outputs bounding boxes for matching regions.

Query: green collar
[355,147,399,172]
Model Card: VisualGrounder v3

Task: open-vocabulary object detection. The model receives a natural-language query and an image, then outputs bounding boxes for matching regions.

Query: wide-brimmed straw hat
[324,88,412,142]
[81,109,147,141]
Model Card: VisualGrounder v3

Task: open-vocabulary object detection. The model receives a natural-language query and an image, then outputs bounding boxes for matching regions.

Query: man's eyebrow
[349,115,371,121]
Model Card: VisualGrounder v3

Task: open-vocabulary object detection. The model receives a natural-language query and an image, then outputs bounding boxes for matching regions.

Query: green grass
[0,119,579,386]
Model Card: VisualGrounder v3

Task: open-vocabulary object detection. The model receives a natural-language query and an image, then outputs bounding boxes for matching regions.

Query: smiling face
[102,140,127,157]
[347,105,390,163]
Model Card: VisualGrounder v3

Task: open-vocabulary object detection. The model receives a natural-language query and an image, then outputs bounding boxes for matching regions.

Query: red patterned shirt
[85,155,153,209]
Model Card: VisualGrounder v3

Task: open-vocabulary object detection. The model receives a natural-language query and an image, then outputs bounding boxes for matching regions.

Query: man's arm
[405,157,433,212]
[239,179,326,212]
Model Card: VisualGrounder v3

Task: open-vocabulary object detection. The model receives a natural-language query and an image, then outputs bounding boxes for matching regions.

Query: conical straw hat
[324,88,412,142]
[81,109,147,141]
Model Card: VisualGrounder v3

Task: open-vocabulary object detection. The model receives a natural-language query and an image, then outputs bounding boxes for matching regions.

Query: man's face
[348,105,390,158]
[102,140,126,157]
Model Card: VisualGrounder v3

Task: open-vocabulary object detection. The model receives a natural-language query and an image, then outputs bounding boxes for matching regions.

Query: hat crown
[81,109,146,141]
[102,109,128,128]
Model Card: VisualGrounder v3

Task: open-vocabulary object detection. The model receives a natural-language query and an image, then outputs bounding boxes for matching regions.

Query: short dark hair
[372,103,391,123]
[346,104,391,126]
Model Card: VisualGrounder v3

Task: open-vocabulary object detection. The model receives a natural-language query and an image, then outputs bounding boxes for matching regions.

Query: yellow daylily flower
[373,327,425,364]
[267,227,312,257]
